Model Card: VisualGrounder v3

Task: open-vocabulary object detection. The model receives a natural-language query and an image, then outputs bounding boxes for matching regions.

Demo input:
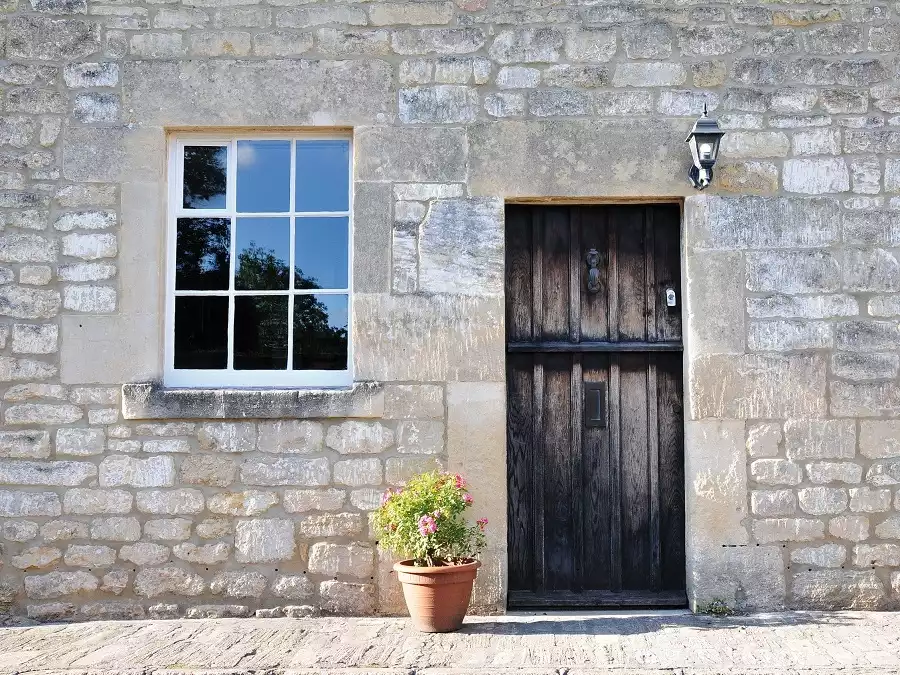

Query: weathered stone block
[136,489,204,515]
[875,517,900,540]
[747,294,857,319]
[369,2,452,26]
[271,575,313,601]
[134,566,205,598]
[334,459,383,487]
[308,543,374,579]
[784,419,855,460]
[384,385,444,420]
[357,127,466,183]
[417,198,504,296]
[798,487,848,516]
[396,421,444,455]
[837,320,900,351]
[208,490,278,516]
[284,489,345,513]
[746,423,781,458]
[198,422,255,453]
[235,519,295,563]
[7,16,100,62]
[392,28,485,55]
[179,454,236,487]
[690,353,826,420]
[792,570,885,609]
[119,543,169,566]
[64,62,119,88]
[751,459,802,486]
[613,62,686,87]
[297,513,363,538]
[829,515,870,542]
[0,430,50,459]
[320,580,375,615]
[746,251,839,294]
[325,422,394,454]
[144,518,192,542]
[490,27,562,64]
[64,545,115,568]
[240,458,330,487]
[25,571,99,600]
[860,421,900,459]
[12,546,62,570]
[385,456,444,485]
[830,380,900,417]
[80,601,145,621]
[27,603,76,621]
[99,455,175,488]
[90,517,140,542]
[399,85,478,124]
[210,571,267,598]
[173,542,229,565]
[854,544,900,568]
[1,520,39,542]
[196,518,231,540]
[842,251,900,293]
[748,320,831,351]
[0,490,61,517]
[849,487,892,513]
[806,462,863,485]
[63,488,132,515]
[0,460,95,486]
[791,544,846,568]
[56,428,105,457]
[257,421,323,454]
[40,519,87,541]
[753,518,824,543]
[750,490,796,517]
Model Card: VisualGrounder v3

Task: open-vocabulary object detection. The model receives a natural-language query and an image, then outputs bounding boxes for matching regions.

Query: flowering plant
[372,471,487,567]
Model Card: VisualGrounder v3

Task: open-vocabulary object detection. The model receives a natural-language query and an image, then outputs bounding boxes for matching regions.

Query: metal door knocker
[585,248,601,294]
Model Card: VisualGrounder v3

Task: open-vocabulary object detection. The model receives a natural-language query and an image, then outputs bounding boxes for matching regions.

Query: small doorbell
[665,287,677,308]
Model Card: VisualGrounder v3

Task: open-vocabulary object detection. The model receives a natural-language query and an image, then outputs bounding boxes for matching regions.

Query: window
[165,134,352,387]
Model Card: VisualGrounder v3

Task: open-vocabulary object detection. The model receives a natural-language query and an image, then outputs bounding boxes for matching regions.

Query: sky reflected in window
[296,140,350,212]
[237,140,291,213]
[234,217,290,291]
[295,217,349,290]
[183,146,227,209]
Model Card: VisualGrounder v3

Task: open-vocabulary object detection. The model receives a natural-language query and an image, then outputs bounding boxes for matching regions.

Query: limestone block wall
[0,0,897,620]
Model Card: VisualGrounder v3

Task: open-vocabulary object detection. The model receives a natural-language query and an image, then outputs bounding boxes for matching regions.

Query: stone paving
[0,611,899,675]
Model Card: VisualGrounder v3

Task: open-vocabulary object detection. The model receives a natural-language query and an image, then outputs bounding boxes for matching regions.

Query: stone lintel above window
[121,381,383,420]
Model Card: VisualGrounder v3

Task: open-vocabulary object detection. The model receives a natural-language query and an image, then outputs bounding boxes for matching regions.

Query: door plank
[658,352,686,591]
[654,205,683,342]
[505,206,534,343]
[543,353,574,591]
[608,352,622,592]
[581,353,611,590]
[580,206,609,342]
[614,207,648,341]
[506,353,534,591]
[570,352,584,591]
[620,353,650,591]
[532,354,545,592]
[541,208,571,341]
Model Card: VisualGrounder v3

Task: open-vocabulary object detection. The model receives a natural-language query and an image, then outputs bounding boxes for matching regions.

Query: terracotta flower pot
[393,558,481,632]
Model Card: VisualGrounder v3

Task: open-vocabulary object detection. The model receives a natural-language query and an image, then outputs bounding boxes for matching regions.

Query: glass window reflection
[295,140,350,212]
[234,296,289,370]
[183,146,227,209]
[237,140,291,213]
[294,217,349,290]
[174,296,228,369]
[235,218,290,291]
[176,218,230,291]
[294,294,348,371]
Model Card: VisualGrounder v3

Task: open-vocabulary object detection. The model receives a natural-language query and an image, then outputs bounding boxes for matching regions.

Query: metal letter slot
[584,382,607,428]
[665,287,677,307]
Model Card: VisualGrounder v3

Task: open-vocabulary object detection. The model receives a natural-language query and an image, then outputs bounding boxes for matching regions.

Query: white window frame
[164,132,354,389]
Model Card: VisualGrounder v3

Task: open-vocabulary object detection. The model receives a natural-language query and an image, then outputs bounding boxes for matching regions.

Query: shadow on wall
[459,611,862,636]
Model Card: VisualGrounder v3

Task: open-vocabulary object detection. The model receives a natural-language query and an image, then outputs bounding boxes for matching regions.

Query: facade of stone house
[0,0,899,622]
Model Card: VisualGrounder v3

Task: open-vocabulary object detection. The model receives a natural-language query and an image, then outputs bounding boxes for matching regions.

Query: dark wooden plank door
[506,204,686,609]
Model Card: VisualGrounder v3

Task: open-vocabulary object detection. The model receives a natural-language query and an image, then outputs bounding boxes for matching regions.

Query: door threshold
[508,590,688,610]
[505,608,691,618]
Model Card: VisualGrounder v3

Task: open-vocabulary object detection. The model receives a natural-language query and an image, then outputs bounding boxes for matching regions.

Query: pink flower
[432,509,442,519]
[454,474,467,489]
[462,493,474,505]
[417,514,438,536]
[380,489,394,506]
[477,518,488,531]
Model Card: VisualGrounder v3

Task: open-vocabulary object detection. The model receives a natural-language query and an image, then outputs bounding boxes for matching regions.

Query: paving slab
[0,611,899,675]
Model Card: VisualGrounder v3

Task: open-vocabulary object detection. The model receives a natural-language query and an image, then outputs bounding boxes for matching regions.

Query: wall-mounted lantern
[685,105,725,190]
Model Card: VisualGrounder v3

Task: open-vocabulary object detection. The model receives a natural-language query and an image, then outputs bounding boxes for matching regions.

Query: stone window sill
[121,382,383,420]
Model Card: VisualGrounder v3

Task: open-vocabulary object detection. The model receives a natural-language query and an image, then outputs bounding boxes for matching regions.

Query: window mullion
[226,139,237,371]
[287,139,297,371]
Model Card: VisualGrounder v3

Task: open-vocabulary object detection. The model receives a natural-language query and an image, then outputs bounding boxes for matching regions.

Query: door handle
[584,382,607,428]
[585,248,601,294]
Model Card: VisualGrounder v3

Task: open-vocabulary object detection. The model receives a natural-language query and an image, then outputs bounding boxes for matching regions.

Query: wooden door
[506,204,686,608]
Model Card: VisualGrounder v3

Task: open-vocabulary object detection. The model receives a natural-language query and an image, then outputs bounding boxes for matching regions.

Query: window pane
[234,296,288,370]
[174,296,228,369]
[183,146,227,209]
[295,140,350,212]
[294,294,348,371]
[235,218,290,291]
[294,217,349,290]
[237,140,290,213]
[176,217,231,290]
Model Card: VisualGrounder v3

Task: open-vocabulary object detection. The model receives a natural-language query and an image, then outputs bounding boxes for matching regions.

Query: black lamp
[685,104,725,190]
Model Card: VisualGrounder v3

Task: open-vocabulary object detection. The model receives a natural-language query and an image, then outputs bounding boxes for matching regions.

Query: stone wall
[0,0,898,620]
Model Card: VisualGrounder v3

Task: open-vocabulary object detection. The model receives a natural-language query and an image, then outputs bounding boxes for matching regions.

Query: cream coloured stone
[119,543,170,566]
[383,384,444,420]
[173,542,230,565]
[0,460,95,486]
[334,459,382,487]
[790,544,846,568]
[134,566,205,598]
[283,489,345,513]
[142,440,191,454]
[144,518,192,542]
[798,487,848,515]
[271,575,313,600]
[325,421,394,454]
[385,456,444,485]
[750,459,802,486]
[40,519,87,541]
[792,570,885,609]
[297,513,363,538]
[196,518,232,540]
[350,488,383,511]
[179,454,237,487]
[208,490,278,516]
[64,545,115,568]
[806,462,863,484]
[853,544,900,567]
[746,423,782,458]
[90,517,140,542]
[198,422,256,453]
[234,519,295,563]
[5,403,80,426]
[12,546,62,570]
[240,458,330,487]
[829,515,870,542]
[849,487,892,513]
[319,580,375,615]
[25,571,99,600]
[257,421,324,454]
[1,520,39,541]
[308,543,374,579]
[860,421,900,459]
[63,488,132,515]
[753,518,824,543]
[210,571,267,598]
[0,430,51,459]
[56,428,105,457]
[99,455,175,488]
[751,490,796,517]
[136,489,204,515]
[100,570,128,596]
